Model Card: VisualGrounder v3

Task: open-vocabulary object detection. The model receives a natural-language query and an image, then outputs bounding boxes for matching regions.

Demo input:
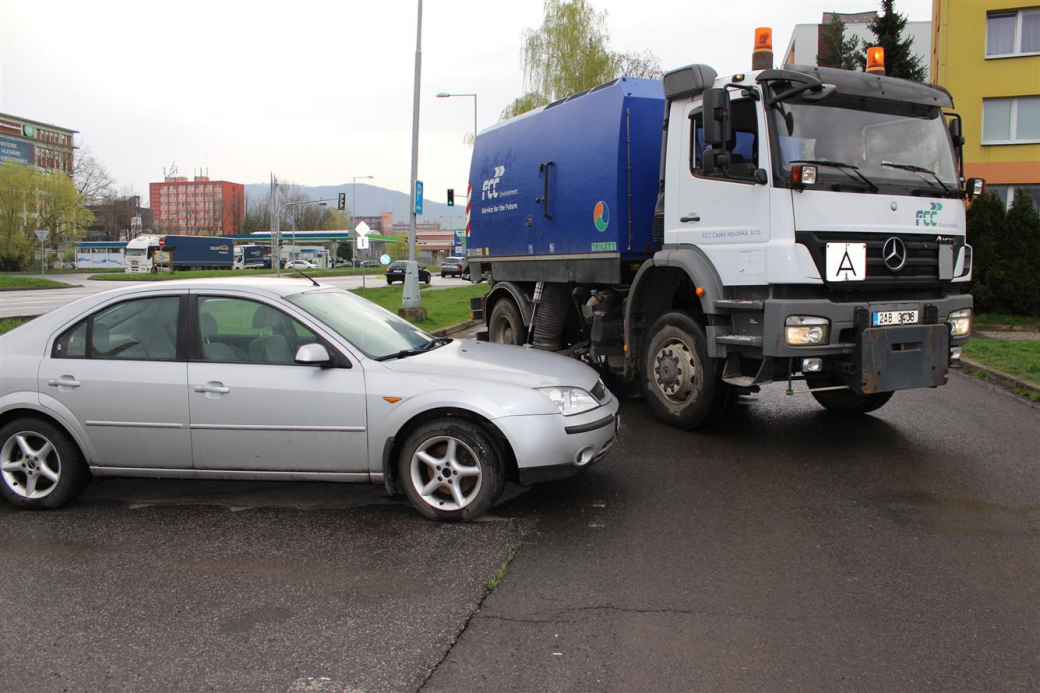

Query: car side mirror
[295,343,334,367]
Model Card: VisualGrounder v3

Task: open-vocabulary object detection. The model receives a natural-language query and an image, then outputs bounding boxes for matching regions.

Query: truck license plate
[872,309,919,326]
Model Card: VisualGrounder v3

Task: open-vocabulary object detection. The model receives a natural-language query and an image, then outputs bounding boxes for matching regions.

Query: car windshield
[287,287,434,359]
[770,96,960,197]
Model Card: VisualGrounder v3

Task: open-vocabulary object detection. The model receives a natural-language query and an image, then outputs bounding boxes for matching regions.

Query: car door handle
[680,214,701,223]
[194,383,230,394]
[47,377,80,388]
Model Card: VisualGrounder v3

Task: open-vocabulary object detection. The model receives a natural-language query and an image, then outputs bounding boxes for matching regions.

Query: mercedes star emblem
[882,237,907,272]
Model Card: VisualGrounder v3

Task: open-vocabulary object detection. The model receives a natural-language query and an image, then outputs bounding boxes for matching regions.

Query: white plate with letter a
[825,243,866,282]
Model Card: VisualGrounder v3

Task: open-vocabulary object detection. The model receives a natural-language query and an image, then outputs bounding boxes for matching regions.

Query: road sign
[34,229,49,243]
[158,237,165,249]
[355,221,371,237]
[414,180,424,215]
[357,236,370,250]
[380,254,391,265]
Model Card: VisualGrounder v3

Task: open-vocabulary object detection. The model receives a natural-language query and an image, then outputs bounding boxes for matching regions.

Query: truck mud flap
[857,324,949,394]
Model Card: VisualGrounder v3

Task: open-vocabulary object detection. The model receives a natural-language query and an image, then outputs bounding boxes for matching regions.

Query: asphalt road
[1,369,1037,691]
[0,272,474,318]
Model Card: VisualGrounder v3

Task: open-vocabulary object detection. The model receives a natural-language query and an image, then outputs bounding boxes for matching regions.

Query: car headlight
[536,387,599,416]
[948,308,971,337]
[785,316,830,346]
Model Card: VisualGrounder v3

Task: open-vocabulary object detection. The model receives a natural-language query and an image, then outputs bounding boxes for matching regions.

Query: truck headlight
[537,387,599,416]
[785,316,830,346]
[948,308,971,337]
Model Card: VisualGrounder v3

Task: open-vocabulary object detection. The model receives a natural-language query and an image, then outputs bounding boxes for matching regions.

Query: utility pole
[400,0,427,320]
[270,173,281,276]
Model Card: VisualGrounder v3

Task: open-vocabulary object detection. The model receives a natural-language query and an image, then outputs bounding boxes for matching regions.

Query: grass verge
[0,276,70,290]
[355,283,488,332]
[89,266,442,281]
[0,317,32,334]
[974,313,1040,331]
[962,337,1040,388]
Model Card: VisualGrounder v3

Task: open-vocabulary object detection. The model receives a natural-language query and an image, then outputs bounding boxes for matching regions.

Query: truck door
[675,97,772,284]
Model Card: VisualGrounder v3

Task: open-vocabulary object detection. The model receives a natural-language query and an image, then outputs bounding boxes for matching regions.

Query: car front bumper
[496,398,621,486]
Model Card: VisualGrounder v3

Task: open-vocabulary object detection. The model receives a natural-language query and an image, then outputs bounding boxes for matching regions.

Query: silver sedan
[0,277,618,520]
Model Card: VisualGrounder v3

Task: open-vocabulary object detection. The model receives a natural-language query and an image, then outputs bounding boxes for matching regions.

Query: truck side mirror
[948,118,965,148]
[964,177,985,201]
[702,88,732,149]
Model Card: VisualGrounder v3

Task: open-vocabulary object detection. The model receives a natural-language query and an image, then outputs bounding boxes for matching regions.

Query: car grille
[796,231,960,292]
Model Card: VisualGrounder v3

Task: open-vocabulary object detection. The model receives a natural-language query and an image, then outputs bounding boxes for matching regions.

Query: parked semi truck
[233,244,265,270]
[468,33,979,429]
[124,235,234,273]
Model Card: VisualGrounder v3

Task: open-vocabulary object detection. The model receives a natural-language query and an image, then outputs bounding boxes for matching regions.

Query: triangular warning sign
[838,249,857,277]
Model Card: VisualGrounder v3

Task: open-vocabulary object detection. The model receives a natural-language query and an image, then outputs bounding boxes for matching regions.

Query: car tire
[489,298,527,346]
[0,417,90,509]
[643,312,730,430]
[386,278,393,285]
[806,375,894,415]
[424,274,431,285]
[397,418,505,521]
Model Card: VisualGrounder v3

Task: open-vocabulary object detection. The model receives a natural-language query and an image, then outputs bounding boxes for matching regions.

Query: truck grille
[795,231,958,292]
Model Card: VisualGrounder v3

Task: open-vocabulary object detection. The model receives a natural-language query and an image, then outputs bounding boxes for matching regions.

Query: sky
[0,0,933,212]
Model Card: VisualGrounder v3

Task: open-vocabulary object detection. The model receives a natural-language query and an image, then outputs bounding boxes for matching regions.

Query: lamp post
[276,199,328,275]
[436,92,478,145]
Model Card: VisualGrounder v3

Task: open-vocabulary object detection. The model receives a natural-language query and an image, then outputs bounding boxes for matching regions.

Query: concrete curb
[0,283,80,292]
[431,319,481,337]
[960,357,1040,399]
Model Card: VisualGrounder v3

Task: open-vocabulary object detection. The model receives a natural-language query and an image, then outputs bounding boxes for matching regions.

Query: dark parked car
[440,256,467,278]
[386,261,431,285]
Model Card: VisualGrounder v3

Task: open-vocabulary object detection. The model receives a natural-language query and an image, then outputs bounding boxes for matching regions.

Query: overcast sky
[0,0,931,209]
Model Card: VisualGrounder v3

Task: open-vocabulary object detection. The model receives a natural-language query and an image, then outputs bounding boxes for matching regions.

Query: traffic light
[337,192,346,211]
[447,188,454,206]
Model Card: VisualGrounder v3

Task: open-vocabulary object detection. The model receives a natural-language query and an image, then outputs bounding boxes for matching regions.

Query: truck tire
[644,312,730,430]
[806,375,894,415]
[489,299,527,346]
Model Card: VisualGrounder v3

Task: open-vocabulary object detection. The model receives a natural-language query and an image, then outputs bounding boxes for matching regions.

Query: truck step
[714,299,764,311]
[722,375,759,387]
[715,334,763,346]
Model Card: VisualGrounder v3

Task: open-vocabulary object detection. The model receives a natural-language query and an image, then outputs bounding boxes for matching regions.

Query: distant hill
[243,182,468,230]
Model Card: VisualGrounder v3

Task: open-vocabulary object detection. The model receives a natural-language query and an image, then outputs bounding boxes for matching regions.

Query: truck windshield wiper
[789,159,879,193]
[375,337,452,362]
[881,161,954,196]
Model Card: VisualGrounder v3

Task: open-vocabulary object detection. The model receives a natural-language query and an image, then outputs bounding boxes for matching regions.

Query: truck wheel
[644,312,729,430]
[806,375,894,415]
[489,299,527,346]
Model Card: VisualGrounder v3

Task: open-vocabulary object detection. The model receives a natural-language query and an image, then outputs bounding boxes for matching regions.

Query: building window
[982,97,1040,143]
[987,9,1040,57]
[988,184,1040,212]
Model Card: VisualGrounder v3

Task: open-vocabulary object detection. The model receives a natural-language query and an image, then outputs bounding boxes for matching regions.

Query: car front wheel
[0,418,90,509]
[398,418,505,521]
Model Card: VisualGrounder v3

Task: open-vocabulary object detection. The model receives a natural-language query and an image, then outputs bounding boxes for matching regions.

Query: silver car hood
[377,340,600,391]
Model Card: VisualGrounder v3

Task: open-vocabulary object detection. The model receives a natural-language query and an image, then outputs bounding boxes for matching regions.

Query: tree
[500,0,662,120]
[1001,191,1040,316]
[73,146,115,206]
[817,13,861,70]
[858,0,927,81]
[0,162,92,271]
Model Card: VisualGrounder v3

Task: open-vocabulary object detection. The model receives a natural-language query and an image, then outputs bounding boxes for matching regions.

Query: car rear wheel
[386,278,394,285]
[398,418,505,521]
[0,418,90,509]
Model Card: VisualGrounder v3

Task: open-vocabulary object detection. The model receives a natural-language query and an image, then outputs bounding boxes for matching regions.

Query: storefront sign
[0,136,34,165]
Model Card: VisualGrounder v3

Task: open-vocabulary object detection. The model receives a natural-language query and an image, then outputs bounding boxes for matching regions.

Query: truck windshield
[770,97,959,197]
[125,248,147,257]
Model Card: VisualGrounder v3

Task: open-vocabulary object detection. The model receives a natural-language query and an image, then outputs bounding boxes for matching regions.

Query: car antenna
[291,268,320,286]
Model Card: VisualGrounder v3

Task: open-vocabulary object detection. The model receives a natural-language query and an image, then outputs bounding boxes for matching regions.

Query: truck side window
[691,99,759,181]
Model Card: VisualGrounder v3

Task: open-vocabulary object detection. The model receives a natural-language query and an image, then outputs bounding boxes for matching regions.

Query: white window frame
[982,97,1040,145]
[986,8,1040,58]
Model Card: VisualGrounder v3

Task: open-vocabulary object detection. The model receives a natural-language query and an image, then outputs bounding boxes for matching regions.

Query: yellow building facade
[932,0,1040,208]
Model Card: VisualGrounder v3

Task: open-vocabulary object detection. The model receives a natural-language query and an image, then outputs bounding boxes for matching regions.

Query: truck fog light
[948,308,971,337]
[802,358,823,372]
[785,316,830,346]
[950,346,962,362]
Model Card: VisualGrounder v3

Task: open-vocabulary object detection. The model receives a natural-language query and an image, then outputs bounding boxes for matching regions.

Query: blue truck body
[467,78,664,262]
[164,235,233,269]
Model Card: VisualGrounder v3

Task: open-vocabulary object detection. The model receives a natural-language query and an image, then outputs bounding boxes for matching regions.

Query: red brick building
[149,174,244,235]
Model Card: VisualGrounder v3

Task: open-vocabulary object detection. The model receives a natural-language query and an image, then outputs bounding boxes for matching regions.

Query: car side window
[56,296,181,361]
[197,297,319,364]
[690,99,759,181]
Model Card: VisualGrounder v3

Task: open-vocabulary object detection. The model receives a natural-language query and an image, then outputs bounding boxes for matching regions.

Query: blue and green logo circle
[594,201,609,232]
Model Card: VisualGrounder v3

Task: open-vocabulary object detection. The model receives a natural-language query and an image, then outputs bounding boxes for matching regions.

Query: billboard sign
[0,136,34,166]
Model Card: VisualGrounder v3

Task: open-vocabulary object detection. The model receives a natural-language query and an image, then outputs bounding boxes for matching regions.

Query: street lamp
[276,199,327,275]
[436,92,478,145]
[291,202,326,264]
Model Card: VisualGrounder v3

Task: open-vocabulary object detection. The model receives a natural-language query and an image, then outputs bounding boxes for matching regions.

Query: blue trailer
[467,77,664,282]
